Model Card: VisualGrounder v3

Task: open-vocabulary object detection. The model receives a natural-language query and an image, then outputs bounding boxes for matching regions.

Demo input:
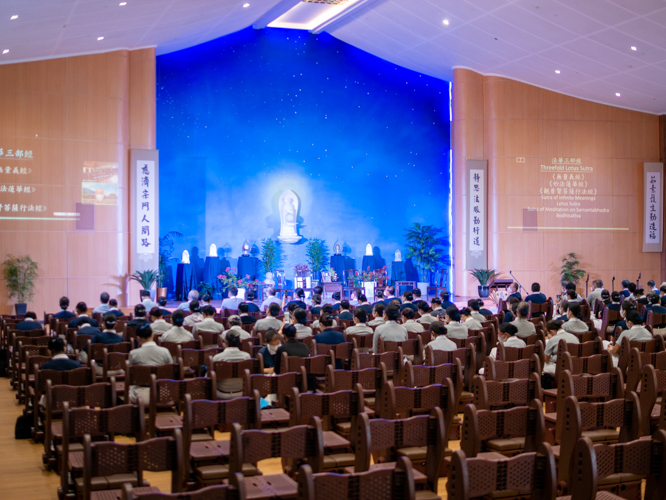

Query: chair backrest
[36,366,94,400]
[310,341,353,361]
[324,364,387,394]
[297,456,416,500]
[377,337,423,365]
[208,357,263,381]
[355,409,446,493]
[640,364,666,435]
[618,335,664,374]
[102,351,130,381]
[121,483,241,500]
[351,349,404,379]
[124,360,184,401]
[599,306,622,340]
[244,366,307,408]
[82,430,184,500]
[346,333,374,350]
[483,355,541,381]
[626,348,666,392]
[447,443,557,500]
[160,340,201,358]
[88,341,131,363]
[558,393,641,484]
[282,351,332,376]
[497,340,545,366]
[556,337,603,359]
[450,333,486,372]
[403,359,463,406]
[196,330,223,348]
[461,399,545,457]
[472,373,542,410]
[424,344,475,389]
[555,351,613,380]
[180,347,222,376]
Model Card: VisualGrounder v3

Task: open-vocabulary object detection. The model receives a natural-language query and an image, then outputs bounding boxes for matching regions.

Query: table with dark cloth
[237,256,259,281]
[175,263,196,301]
[330,255,346,282]
[391,261,406,285]
[203,257,222,294]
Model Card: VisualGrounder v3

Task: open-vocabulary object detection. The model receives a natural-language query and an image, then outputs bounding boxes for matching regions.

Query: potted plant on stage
[405,223,445,297]
[129,269,159,302]
[294,263,311,290]
[261,237,279,286]
[158,231,182,299]
[469,268,499,298]
[560,252,586,285]
[2,254,39,315]
[305,238,328,283]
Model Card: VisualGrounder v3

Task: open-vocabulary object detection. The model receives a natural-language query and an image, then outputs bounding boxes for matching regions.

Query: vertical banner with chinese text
[467,160,487,269]
[643,162,664,252]
[130,149,159,274]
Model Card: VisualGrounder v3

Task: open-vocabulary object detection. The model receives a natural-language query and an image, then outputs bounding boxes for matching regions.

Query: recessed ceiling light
[615,92,621,97]
[631,46,637,51]
[119,2,127,5]
[10,15,18,20]
[442,19,450,25]
[555,70,560,74]
[243,2,250,7]
[2,49,8,54]
[97,36,104,41]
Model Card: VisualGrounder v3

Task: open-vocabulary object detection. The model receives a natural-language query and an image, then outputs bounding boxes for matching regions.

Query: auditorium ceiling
[1,0,666,114]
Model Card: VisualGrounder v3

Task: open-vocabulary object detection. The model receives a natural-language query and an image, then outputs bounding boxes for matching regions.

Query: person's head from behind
[621,301,635,318]
[314,286,323,295]
[621,280,630,289]
[628,283,637,294]
[226,330,242,348]
[202,305,216,318]
[446,306,461,323]
[140,290,150,301]
[531,282,541,293]
[332,292,341,302]
[440,291,450,302]
[246,290,256,302]
[76,302,87,315]
[499,323,518,342]
[418,301,430,314]
[660,285,666,296]
[568,302,582,319]
[517,302,530,319]
[268,303,281,317]
[636,287,644,298]
[460,308,472,321]
[149,307,162,321]
[402,291,413,302]
[412,288,422,299]
[171,309,185,327]
[358,293,367,303]
[431,297,442,309]
[508,297,520,311]
[103,313,118,330]
[229,287,238,298]
[601,290,610,301]
[158,297,167,307]
[322,304,334,315]
[266,287,276,297]
[354,308,368,324]
[593,279,603,290]
[312,294,322,306]
[661,295,666,307]
[648,280,656,288]
[295,288,305,299]
[59,296,70,311]
[626,310,644,328]
[566,289,577,300]
[546,320,563,335]
[100,292,110,304]
[137,323,153,343]
[283,324,297,339]
[611,291,621,303]
[320,313,334,328]
[430,321,447,337]
[294,308,307,325]
[25,311,37,321]
[375,289,384,300]
[201,293,212,304]
[134,303,146,318]
[340,300,350,311]
[468,299,481,311]
[384,305,400,322]
[188,290,199,301]
[109,299,119,309]
[373,303,385,318]
[48,337,66,355]
[650,292,660,305]
[265,329,281,353]
[238,302,249,314]
[560,301,570,314]
[228,315,242,327]
[401,308,415,321]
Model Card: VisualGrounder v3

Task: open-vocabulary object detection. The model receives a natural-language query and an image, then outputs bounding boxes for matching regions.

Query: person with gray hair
[261,287,282,312]
[223,315,250,340]
[586,279,604,308]
[177,289,199,311]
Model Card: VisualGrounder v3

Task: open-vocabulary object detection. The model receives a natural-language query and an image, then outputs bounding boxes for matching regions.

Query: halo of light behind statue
[365,244,373,256]
[209,244,217,257]
[277,189,302,243]
[181,250,190,264]
[395,249,402,262]
[242,240,250,256]
[334,239,342,255]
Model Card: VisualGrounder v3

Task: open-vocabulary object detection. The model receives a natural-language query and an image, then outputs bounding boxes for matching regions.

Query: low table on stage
[237,255,258,281]
[175,263,196,301]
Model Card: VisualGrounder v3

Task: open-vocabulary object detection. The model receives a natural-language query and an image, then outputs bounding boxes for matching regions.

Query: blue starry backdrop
[157,26,451,285]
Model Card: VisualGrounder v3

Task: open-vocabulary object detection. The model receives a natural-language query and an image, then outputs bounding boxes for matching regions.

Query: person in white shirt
[223,316,251,340]
[177,290,199,311]
[562,302,589,334]
[139,290,159,314]
[211,331,251,399]
[311,304,338,330]
[417,302,437,325]
[606,310,653,359]
[488,323,526,361]
[543,319,580,375]
[253,303,283,333]
[221,286,243,312]
[426,321,457,352]
[93,292,111,314]
[444,306,469,339]
[183,300,204,327]
[193,305,225,335]
[292,308,313,338]
[161,310,195,343]
[149,308,172,336]
[372,304,408,353]
[430,298,445,319]
[586,279,604,309]
[367,303,386,327]
[461,308,483,331]
[128,324,173,404]
[401,308,425,334]
[345,308,374,336]
[468,299,487,323]
[260,287,282,312]
[349,289,360,307]
[511,302,537,338]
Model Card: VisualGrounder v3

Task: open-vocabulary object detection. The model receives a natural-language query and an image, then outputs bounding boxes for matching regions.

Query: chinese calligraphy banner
[643,162,664,252]
[467,160,487,268]
[130,149,159,270]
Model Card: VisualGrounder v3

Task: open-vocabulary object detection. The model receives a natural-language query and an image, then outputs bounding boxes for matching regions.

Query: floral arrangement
[361,267,376,283]
[349,270,363,287]
[376,266,388,286]
[218,268,263,291]
[294,263,311,277]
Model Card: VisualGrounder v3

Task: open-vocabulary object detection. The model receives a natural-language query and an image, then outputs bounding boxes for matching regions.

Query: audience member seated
[431,297,445,319]
[542,319,579,376]
[461,307,483,331]
[40,337,81,371]
[261,287,282,312]
[315,313,345,345]
[636,287,647,304]
[595,290,612,319]
[401,308,424,334]
[108,299,125,317]
[76,320,102,339]
[54,296,76,319]
[525,282,547,304]
[253,303,283,333]
[330,292,342,309]
[310,294,323,315]
[372,289,385,305]
[368,303,386,327]
[400,291,418,312]
[199,293,212,307]
[139,289,159,312]
[627,282,637,300]
[555,300,569,321]
[606,310,652,359]
[127,304,149,329]
[645,292,666,322]
[586,279,604,308]
[285,288,307,310]
[383,286,401,305]
[611,301,636,336]
[274,324,311,375]
[348,288,361,307]
[478,299,493,316]
[211,330,251,399]
[79,313,124,365]
[312,304,338,330]
[238,302,257,324]
[128,324,173,404]
[564,281,584,302]
[562,302,588,333]
[93,292,111,314]
[356,293,373,315]
[177,289,199,311]
[16,311,42,331]
[620,279,631,298]
[417,302,437,325]
[346,308,373,335]
[468,299,487,322]
[149,307,172,335]
[372,304,408,352]
[245,290,260,312]
[223,315,251,340]
[427,321,456,352]
[257,329,281,374]
[502,298,520,323]
[68,302,99,328]
[155,297,171,317]
[336,300,353,320]
[440,291,454,310]
[507,282,521,301]
[161,310,194,343]
[648,279,659,293]
[488,323,526,361]
[194,305,225,335]
[306,286,323,306]
[444,305,469,339]
[511,301,536,338]
[292,308,312,338]
[183,300,204,327]
[412,288,426,306]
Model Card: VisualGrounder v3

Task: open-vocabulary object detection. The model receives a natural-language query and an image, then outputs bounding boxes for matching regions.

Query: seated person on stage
[430,297,445,319]
[310,294,323,315]
[346,308,373,336]
[468,299,487,323]
[54,296,76,319]
[193,305,225,335]
[79,313,124,366]
[368,303,386,327]
[461,307,483,331]
[488,323,526,361]
[155,297,171,317]
[412,288,426,307]
[223,315,251,340]
[605,310,653,363]
[16,311,42,331]
[402,308,425,334]
[444,306,469,339]
[161,310,194,343]
[244,291,260,312]
[356,293,373,315]
[177,289,199,311]
[128,324,173,404]
[199,293,212,307]
[292,308,313,338]
[372,304,408,353]
[40,337,81,371]
[400,291,418,312]
[562,302,589,333]
[586,279,604,308]
[542,319,579,376]
[383,286,401,305]
[127,304,150,329]
[257,329,282,374]
[274,324,311,375]
[440,291,454,310]
[221,286,243,312]
[68,302,99,329]
[508,282,522,301]
[426,321,456,352]
[261,287,282,312]
[417,302,437,325]
[211,330,251,399]
[330,292,342,309]
[238,302,257,324]
[336,300,354,321]
[502,298,520,323]
[93,292,111,314]
[108,299,125,317]
[511,302,536,338]
[149,307,172,336]
[139,290,159,313]
[286,288,307,311]
[253,303,283,333]
[183,300,204,327]
[373,288,385,305]
[525,282,547,305]
[312,304,338,330]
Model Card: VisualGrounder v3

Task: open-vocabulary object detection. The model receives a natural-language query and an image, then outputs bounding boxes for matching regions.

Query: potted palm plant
[469,268,498,298]
[129,269,159,302]
[305,238,328,282]
[2,255,39,315]
[261,237,279,285]
[405,223,445,297]
[560,252,586,285]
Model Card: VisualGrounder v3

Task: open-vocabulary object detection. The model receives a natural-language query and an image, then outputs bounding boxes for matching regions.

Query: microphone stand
[509,270,524,296]
[636,273,641,288]
[612,276,615,293]
[585,274,589,298]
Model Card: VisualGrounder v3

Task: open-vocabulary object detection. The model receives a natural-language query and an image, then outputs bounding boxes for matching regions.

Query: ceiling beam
[252,0,303,30]
[310,0,383,35]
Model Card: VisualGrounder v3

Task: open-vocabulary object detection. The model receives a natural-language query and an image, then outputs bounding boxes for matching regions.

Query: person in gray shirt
[345,308,374,336]
[543,319,579,374]
[511,302,537,338]
[193,305,226,335]
[372,304,408,353]
[177,290,199,311]
[149,308,172,336]
[417,302,437,325]
[292,308,313,338]
[253,303,284,334]
[368,303,386,327]
[128,324,173,404]
[562,302,589,334]
[445,306,470,339]
[161,310,195,343]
